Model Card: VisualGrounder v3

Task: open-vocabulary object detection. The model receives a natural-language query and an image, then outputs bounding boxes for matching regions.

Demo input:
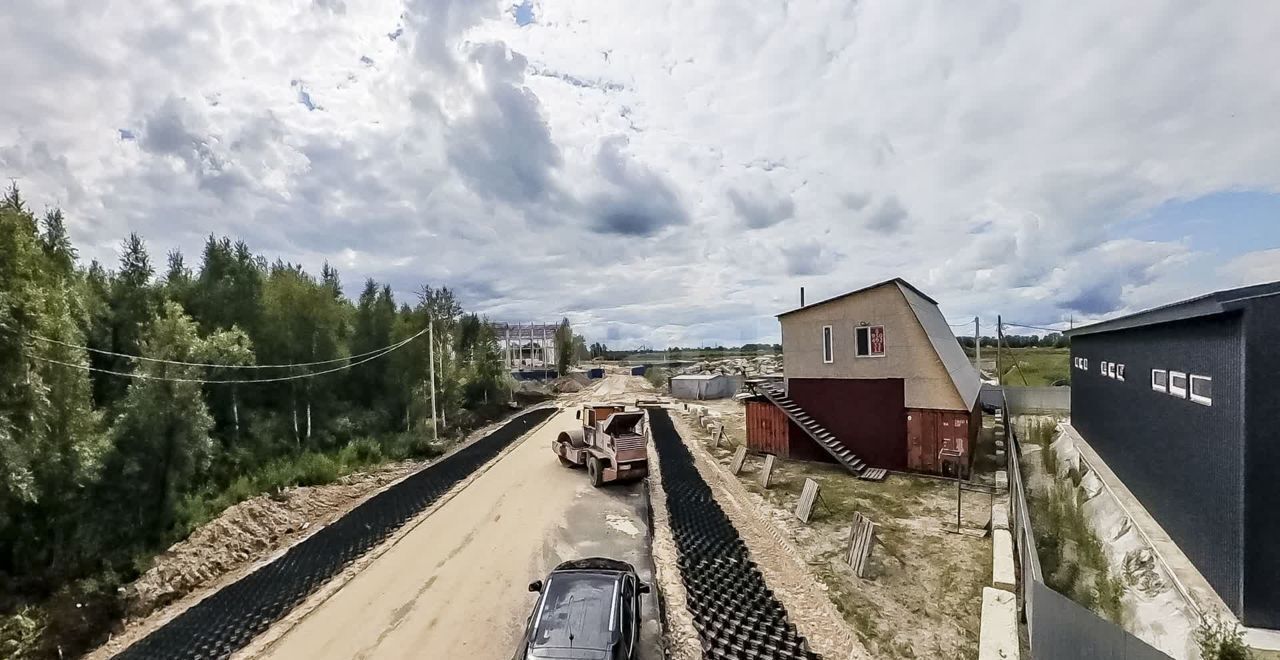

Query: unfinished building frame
[489,322,563,370]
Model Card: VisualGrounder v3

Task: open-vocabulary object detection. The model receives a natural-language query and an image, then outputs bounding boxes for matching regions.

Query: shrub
[337,437,383,469]
[1196,615,1253,660]
[291,452,340,486]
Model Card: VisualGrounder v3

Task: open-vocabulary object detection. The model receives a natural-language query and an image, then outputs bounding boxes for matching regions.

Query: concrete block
[995,440,1005,450]
[990,502,1010,531]
[992,529,1017,592]
[994,470,1008,490]
[979,587,1019,660]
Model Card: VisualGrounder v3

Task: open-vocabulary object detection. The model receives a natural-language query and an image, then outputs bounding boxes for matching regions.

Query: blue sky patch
[513,0,535,26]
[1125,190,1280,258]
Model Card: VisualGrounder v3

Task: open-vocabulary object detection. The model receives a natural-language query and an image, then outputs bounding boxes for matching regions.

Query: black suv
[515,558,651,660]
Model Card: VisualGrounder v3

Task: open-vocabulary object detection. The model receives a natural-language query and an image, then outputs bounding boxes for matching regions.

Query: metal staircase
[756,382,867,476]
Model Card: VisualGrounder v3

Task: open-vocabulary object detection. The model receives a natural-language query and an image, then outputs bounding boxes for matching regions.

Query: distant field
[968,347,1071,386]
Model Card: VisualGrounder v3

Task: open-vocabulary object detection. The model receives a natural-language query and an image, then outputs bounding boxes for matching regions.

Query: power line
[1003,321,1071,333]
[24,327,428,369]
[25,339,412,384]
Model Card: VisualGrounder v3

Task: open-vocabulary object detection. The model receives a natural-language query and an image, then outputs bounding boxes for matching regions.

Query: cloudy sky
[3,0,1279,348]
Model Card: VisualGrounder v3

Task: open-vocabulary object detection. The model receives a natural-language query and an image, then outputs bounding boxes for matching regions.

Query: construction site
[64,276,1280,660]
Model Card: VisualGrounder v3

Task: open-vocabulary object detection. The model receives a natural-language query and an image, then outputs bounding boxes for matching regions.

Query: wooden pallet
[858,468,888,482]
[845,512,878,578]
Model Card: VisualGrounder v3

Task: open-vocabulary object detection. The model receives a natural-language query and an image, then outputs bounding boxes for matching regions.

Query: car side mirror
[638,582,651,595]
[528,580,543,593]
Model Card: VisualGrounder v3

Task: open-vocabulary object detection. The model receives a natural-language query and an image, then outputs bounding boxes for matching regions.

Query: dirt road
[256,407,661,660]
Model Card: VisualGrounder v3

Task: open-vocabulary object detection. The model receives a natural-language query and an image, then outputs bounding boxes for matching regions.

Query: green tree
[97,302,216,543]
[0,186,105,580]
[554,317,573,376]
[99,233,157,406]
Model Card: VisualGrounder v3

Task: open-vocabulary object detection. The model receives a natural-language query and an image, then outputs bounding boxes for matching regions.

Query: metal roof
[777,278,939,317]
[897,282,981,410]
[1066,280,1280,338]
[670,374,725,380]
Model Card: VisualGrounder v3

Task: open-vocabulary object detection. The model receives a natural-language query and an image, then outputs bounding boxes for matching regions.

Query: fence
[1001,394,1172,660]
[984,384,1071,414]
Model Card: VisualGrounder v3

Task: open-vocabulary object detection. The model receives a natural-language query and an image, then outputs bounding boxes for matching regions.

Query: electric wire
[23,326,428,369]
[24,337,413,384]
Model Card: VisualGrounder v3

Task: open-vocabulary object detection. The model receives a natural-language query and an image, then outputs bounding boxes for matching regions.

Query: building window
[822,325,833,364]
[1101,361,1108,376]
[1169,371,1188,398]
[854,325,885,357]
[1190,375,1212,406]
[1082,358,1088,371]
[1152,369,1167,392]
[1107,363,1116,379]
[1116,364,1125,381]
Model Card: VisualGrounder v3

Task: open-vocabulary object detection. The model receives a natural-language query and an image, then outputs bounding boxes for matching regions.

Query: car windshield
[532,573,616,651]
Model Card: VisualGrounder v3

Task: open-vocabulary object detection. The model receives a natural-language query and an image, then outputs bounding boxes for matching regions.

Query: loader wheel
[588,457,604,488]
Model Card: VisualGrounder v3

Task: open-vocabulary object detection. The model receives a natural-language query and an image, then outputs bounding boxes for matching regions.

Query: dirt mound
[123,461,424,619]
[550,376,583,393]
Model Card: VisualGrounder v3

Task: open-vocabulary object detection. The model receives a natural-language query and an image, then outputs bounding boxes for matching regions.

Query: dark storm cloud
[865,196,907,233]
[586,137,689,236]
[728,186,794,229]
[444,43,562,204]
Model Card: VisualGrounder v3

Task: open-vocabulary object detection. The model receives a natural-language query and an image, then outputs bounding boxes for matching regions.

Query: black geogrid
[648,409,820,660]
[112,407,556,660]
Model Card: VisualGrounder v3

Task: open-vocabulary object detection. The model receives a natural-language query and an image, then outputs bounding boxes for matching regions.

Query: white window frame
[854,325,886,358]
[1151,369,1167,392]
[821,325,834,364]
[1169,371,1188,398]
[1082,358,1088,371]
[1101,361,1109,376]
[1107,363,1116,379]
[1189,375,1212,406]
[1116,364,1125,381]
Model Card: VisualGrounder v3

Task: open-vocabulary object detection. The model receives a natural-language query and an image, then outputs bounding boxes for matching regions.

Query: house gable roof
[777,278,980,410]
[1066,280,1280,338]
[776,278,938,318]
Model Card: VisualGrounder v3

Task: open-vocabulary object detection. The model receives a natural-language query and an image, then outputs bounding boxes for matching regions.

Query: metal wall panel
[745,399,789,457]
[1071,313,1246,615]
[787,377,908,470]
[1030,581,1172,660]
[1244,296,1280,627]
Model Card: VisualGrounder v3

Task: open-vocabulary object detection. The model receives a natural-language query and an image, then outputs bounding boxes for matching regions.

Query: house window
[1082,358,1088,371]
[1152,369,1167,392]
[1190,375,1212,406]
[822,325,833,364]
[1116,364,1125,381]
[1101,361,1108,376]
[1107,363,1116,379]
[1169,371,1188,398]
[855,325,885,357]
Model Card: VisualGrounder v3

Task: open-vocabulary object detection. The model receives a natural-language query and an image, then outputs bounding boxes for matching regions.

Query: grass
[1023,418,1126,625]
[971,347,1070,386]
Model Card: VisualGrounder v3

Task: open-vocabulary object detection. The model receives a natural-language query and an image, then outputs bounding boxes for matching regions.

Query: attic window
[855,325,885,357]
[822,325,833,364]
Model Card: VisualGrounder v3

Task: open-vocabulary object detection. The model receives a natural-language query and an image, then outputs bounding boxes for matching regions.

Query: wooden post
[428,319,437,440]
[996,315,1003,387]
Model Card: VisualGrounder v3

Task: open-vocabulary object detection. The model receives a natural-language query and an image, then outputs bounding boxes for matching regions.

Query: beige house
[751,278,980,475]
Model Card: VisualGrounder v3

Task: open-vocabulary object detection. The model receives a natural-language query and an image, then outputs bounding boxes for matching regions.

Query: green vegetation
[1025,419,1126,624]
[1196,615,1254,660]
[0,185,515,658]
[967,346,1071,386]
[643,366,670,390]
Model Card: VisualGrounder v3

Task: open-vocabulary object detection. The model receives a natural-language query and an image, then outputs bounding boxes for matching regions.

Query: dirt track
[253,404,661,660]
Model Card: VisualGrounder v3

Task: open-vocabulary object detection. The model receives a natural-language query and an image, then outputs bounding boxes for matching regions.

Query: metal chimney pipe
[800,287,805,307]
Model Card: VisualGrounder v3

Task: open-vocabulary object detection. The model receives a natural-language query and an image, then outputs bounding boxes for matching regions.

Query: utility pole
[974,316,981,374]
[428,319,437,440]
[996,315,1004,387]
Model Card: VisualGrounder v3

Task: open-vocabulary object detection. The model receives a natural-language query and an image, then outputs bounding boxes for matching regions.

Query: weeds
[1196,615,1254,660]
[1030,480,1126,624]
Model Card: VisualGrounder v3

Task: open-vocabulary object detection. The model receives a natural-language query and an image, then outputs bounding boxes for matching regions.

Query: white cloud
[1222,248,1280,286]
[3,0,1279,346]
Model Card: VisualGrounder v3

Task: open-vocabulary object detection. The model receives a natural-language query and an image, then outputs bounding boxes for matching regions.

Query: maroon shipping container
[745,399,833,462]
[786,377,908,471]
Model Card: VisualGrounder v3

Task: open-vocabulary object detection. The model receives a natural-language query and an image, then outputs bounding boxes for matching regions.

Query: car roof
[530,572,620,652]
[553,557,635,573]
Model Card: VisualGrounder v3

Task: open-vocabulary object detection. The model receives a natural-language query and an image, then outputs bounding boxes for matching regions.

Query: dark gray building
[1067,281,1280,629]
